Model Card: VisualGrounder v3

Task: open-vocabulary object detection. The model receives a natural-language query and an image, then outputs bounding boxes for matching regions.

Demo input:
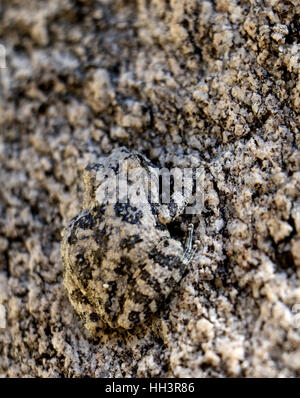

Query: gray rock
[0,0,299,377]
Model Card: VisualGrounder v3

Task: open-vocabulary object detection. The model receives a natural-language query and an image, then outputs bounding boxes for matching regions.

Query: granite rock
[0,0,299,377]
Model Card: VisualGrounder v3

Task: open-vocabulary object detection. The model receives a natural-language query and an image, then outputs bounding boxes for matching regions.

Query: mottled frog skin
[61,147,197,334]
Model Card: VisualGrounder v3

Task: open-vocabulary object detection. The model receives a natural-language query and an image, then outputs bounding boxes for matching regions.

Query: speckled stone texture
[0,0,299,377]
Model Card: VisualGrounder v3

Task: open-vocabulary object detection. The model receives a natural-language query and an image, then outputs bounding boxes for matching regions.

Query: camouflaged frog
[61,147,200,335]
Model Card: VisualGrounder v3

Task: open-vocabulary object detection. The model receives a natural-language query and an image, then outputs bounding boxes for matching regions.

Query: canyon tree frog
[61,147,200,335]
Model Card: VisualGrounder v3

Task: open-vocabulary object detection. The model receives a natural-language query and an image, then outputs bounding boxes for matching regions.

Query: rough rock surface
[0,0,299,377]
